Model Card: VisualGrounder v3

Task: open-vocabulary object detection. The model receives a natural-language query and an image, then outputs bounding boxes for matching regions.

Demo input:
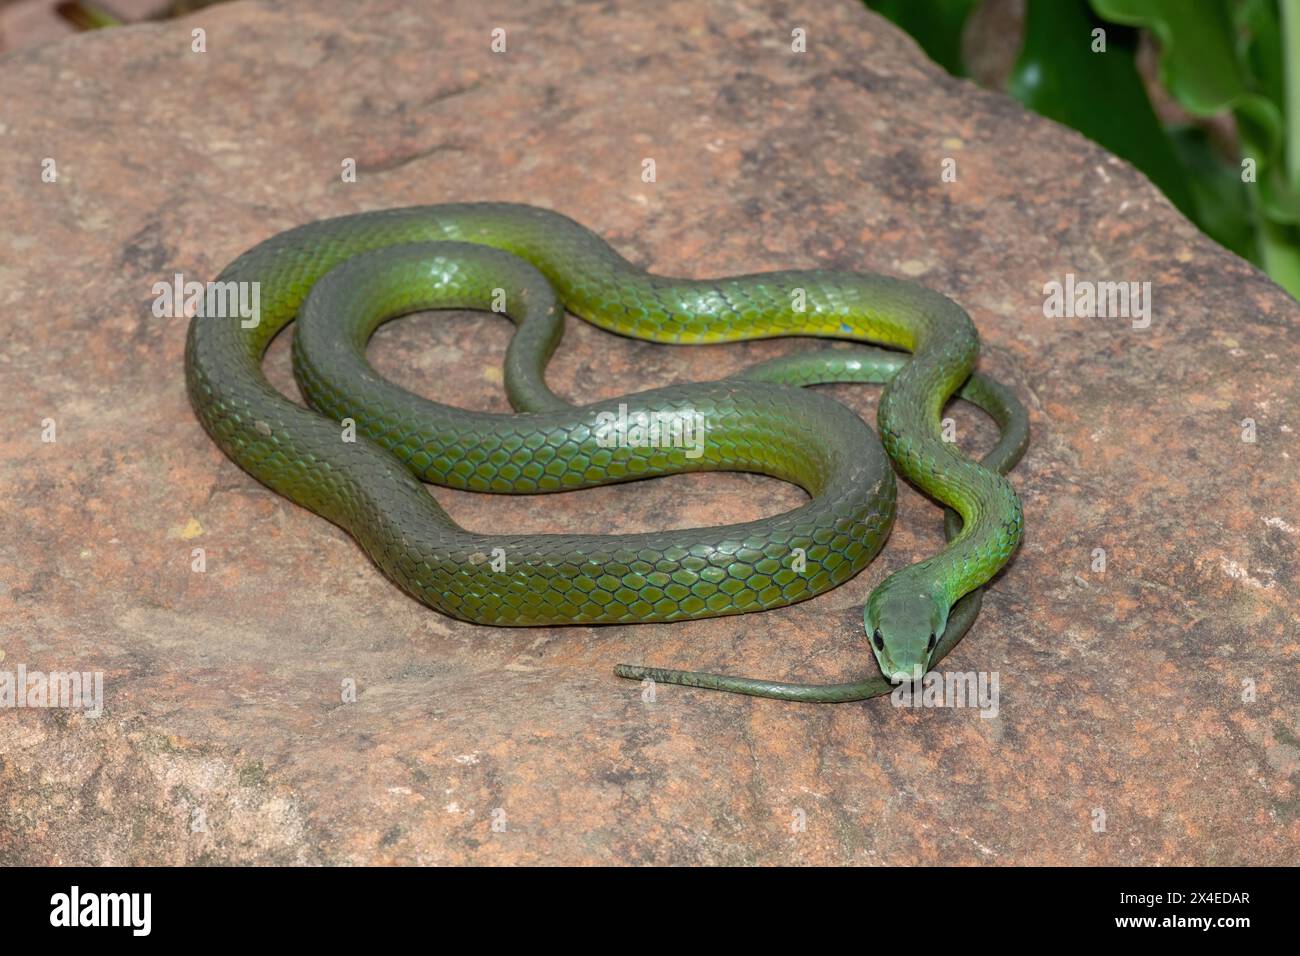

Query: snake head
[864,586,948,682]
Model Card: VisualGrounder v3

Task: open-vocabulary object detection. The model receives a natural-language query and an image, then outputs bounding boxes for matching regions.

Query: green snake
[185,203,1026,701]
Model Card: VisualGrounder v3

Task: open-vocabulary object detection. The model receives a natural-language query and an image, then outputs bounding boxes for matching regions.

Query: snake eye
[872,629,884,651]
[926,633,936,652]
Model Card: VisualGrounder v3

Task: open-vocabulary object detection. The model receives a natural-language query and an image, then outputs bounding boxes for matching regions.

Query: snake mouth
[874,650,901,681]
[876,651,928,684]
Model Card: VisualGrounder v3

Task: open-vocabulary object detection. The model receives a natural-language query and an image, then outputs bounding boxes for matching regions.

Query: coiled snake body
[185,204,1026,702]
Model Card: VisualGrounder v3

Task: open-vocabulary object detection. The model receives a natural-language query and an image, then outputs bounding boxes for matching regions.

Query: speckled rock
[0,0,1295,865]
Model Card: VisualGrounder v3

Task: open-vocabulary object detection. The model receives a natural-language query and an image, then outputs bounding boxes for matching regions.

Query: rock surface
[0,0,1296,865]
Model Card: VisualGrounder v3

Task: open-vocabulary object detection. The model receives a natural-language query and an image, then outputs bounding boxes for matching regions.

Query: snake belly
[185,203,1025,690]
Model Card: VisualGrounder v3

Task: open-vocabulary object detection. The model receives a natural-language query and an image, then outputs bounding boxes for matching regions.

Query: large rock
[0,0,1295,864]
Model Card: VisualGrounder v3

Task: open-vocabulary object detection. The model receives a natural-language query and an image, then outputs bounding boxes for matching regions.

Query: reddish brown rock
[0,0,1295,865]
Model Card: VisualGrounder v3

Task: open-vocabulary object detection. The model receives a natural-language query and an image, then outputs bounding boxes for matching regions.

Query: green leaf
[1091,0,1247,113]
[1236,0,1284,108]
[1256,219,1300,297]
[1090,0,1300,224]
[866,0,980,76]
[1168,125,1255,260]
[1007,0,1199,219]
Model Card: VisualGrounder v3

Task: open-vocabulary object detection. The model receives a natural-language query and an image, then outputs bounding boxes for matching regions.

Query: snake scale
[185,203,1026,702]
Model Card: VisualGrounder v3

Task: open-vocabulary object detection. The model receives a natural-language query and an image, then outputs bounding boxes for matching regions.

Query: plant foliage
[866,0,1300,296]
